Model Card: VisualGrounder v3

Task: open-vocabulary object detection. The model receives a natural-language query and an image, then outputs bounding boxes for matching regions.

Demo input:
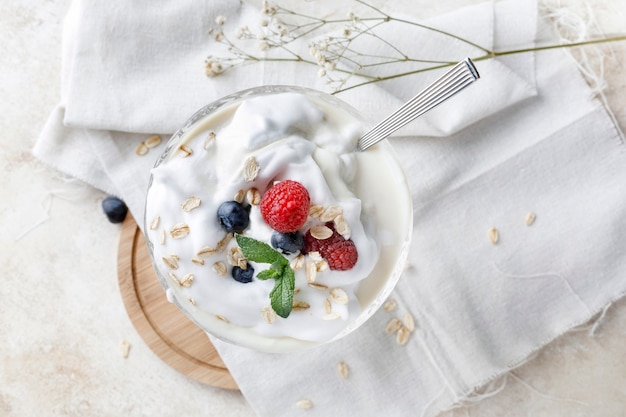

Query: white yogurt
[145,87,412,352]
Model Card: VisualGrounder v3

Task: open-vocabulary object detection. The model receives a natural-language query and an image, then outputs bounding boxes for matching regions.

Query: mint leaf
[256,269,279,280]
[235,234,295,317]
[270,266,295,318]
[235,234,287,266]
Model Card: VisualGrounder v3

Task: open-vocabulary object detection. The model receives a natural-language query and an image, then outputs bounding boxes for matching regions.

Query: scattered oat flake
[294,287,301,295]
[383,299,397,312]
[330,288,349,304]
[403,313,415,332]
[170,223,190,239]
[216,233,233,252]
[308,251,322,261]
[168,272,181,286]
[488,227,499,244]
[308,282,328,291]
[197,245,216,258]
[309,204,324,219]
[385,318,402,334]
[396,326,411,345]
[159,229,166,245]
[204,131,216,149]
[310,225,333,240]
[120,339,131,358]
[525,212,536,226]
[247,188,261,205]
[296,399,313,409]
[178,145,193,157]
[306,261,317,283]
[320,205,343,222]
[292,300,311,311]
[322,313,341,320]
[234,189,246,204]
[162,255,179,270]
[334,215,351,238]
[324,298,332,314]
[316,260,328,272]
[180,273,194,287]
[213,261,227,276]
[145,134,162,148]
[261,306,276,324]
[188,297,196,306]
[337,361,349,379]
[135,142,148,156]
[243,156,260,182]
[216,314,229,323]
[182,196,202,212]
[290,254,305,270]
[191,257,205,266]
[149,216,160,230]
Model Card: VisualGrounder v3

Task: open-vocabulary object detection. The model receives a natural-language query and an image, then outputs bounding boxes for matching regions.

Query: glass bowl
[144,85,412,352]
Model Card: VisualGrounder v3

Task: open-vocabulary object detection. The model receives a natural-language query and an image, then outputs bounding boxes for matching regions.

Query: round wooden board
[117,215,238,390]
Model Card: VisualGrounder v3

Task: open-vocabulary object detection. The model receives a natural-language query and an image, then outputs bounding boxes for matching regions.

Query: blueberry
[271,231,304,254]
[102,196,128,224]
[217,201,250,233]
[232,265,254,283]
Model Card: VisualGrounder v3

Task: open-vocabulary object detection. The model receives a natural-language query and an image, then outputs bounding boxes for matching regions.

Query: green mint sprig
[235,234,295,318]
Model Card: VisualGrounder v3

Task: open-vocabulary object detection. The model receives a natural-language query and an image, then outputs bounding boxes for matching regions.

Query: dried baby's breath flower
[212,261,227,276]
[525,212,536,226]
[145,134,162,148]
[135,142,148,156]
[120,339,131,358]
[385,318,402,333]
[488,227,499,244]
[181,196,202,212]
[261,305,276,324]
[233,189,246,204]
[149,216,160,230]
[215,15,226,25]
[205,59,224,77]
[178,145,193,157]
[243,156,260,182]
[383,299,397,312]
[329,287,349,304]
[180,273,194,288]
[292,300,310,311]
[310,225,332,240]
[247,188,261,205]
[170,223,190,239]
[197,245,216,257]
[337,361,349,378]
[191,257,205,266]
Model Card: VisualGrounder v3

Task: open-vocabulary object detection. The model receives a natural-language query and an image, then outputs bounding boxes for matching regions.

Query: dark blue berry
[232,265,254,283]
[217,201,250,233]
[271,231,304,254]
[102,196,128,224]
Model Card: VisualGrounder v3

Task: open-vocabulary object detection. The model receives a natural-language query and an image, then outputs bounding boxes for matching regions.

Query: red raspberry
[260,180,310,233]
[304,225,358,271]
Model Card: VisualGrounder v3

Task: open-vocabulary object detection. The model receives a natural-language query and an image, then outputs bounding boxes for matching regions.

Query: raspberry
[260,180,310,233]
[304,225,358,271]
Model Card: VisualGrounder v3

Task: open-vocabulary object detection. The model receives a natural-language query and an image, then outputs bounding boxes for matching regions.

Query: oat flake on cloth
[34,0,626,416]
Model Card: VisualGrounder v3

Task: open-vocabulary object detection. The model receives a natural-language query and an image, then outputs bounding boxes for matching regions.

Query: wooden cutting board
[117,215,238,390]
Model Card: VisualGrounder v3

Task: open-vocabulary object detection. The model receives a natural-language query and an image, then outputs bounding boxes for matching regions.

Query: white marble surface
[1,0,625,416]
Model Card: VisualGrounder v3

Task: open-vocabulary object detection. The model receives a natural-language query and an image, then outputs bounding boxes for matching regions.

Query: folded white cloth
[34,0,626,416]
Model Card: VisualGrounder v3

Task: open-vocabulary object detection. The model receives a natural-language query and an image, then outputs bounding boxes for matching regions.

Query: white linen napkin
[34,1,626,416]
